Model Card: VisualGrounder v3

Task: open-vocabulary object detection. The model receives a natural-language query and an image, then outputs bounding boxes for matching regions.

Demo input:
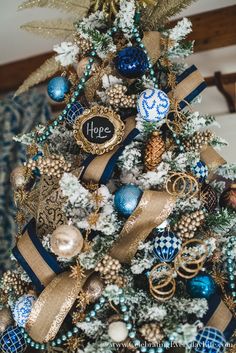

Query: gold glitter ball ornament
[83,273,104,303]
[51,225,84,259]
[0,308,13,333]
[144,131,165,171]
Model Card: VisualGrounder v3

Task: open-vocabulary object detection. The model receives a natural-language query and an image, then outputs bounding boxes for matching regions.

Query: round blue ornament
[186,273,216,299]
[114,184,143,218]
[192,161,208,183]
[0,326,27,353]
[114,47,149,79]
[47,76,70,102]
[13,294,37,328]
[192,327,226,353]
[66,102,84,126]
[153,229,182,262]
[137,88,170,122]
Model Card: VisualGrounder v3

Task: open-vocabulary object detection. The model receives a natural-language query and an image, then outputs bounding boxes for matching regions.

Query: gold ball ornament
[76,57,100,79]
[83,273,104,303]
[10,166,28,190]
[51,225,84,258]
[0,308,13,333]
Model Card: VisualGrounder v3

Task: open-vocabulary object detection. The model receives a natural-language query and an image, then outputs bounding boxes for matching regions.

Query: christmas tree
[1,1,236,353]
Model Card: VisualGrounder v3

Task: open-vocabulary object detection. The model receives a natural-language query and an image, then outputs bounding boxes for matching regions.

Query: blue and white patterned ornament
[13,294,36,328]
[186,273,216,299]
[137,88,170,122]
[153,230,182,262]
[114,184,143,218]
[0,326,27,353]
[192,327,226,353]
[66,102,84,126]
[114,47,149,79]
[192,161,208,183]
[47,76,70,102]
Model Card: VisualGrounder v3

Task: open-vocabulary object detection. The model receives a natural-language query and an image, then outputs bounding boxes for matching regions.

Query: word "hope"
[86,121,112,139]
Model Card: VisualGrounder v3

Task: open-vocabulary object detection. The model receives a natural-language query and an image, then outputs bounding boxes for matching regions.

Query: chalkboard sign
[73,106,125,155]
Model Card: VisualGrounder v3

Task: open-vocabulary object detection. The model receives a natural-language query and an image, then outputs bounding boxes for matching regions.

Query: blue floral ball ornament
[153,229,182,262]
[114,184,143,218]
[0,326,27,353]
[192,327,226,353]
[192,161,208,183]
[47,76,70,102]
[13,294,37,328]
[114,47,149,78]
[66,102,84,126]
[186,273,217,299]
[137,88,170,122]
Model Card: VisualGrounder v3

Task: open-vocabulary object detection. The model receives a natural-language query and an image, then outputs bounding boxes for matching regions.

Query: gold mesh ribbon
[142,31,161,65]
[207,300,234,333]
[110,190,176,263]
[81,117,137,183]
[26,272,87,343]
[200,146,226,180]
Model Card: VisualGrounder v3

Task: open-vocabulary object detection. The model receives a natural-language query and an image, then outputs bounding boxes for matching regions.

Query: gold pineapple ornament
[144,131,165,171]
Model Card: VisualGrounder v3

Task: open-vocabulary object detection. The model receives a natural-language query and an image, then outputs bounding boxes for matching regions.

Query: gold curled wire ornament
[174,239,208,279]
[165,99,193,135]
[166,172,199,199]
[149,263,176,302]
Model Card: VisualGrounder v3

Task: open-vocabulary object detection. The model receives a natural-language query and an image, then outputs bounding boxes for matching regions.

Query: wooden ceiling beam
[0,5,236,93]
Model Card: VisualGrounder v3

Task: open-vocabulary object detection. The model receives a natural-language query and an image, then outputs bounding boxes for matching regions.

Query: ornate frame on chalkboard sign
[73,105,125,155]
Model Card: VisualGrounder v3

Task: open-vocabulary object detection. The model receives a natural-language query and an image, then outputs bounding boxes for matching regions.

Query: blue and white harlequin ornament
[153,230,182,262]
[0,326,27,353]
[192,327,226,353]
[47,76,70,102]
[66,102,84,126]
[13,294,36,328]
[186,273,216,299]
[114,184,143,218]
[192,161,208,183]
[114,47,149,79]
[137,88,170,122]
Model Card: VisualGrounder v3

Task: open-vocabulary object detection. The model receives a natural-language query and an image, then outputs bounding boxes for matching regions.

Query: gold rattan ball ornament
[139,323,164,345]
[175,209,205,239]
[144,131,165,171]
[76,57,100,79]
[83,273,104,303]
[51,225,84,258]
[0,308,13,333]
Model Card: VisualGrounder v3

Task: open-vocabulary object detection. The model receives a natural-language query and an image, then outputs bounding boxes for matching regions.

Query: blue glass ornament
[186,273,216,299]
[192,327,226,353]
[47,76,70,102]
[153,229,182,262]
[13,294,37,328]
[114,184,143,218]
[0,326,27,353]
[192,161,208,183]
[66,102,84,126]
[114,47,149,79]
[137,89,170,122]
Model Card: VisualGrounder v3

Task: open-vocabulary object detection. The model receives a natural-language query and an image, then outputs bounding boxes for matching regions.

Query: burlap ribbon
[12,219,62,292]
[200,146,226,180]
[110,190,176,263]
[81,116,139,184]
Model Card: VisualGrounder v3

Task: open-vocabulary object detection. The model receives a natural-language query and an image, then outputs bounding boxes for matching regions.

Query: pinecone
[183,130,214,152]
[174,210,205,239]
[95,255,123,285]
[2,271,31,298]
[144,132,165,171]
[139,323,164,345]
[74,33,93,57]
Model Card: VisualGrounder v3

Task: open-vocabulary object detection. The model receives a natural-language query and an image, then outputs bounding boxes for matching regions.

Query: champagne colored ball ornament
[137,88,170,122]
[0,326,27,353]
[0,309,13,334]
[83,274,104,303]
[219,184,236,211]
[114,47,149,79]
[192,327,226,353]
[186,273,216,299]
[108,321,128,343]
[10,167,28,190]
[51,225,84,258]
[47,76,70,102]
[114,184,143,218]
[13,294,37,328]
[76,57,99,79]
